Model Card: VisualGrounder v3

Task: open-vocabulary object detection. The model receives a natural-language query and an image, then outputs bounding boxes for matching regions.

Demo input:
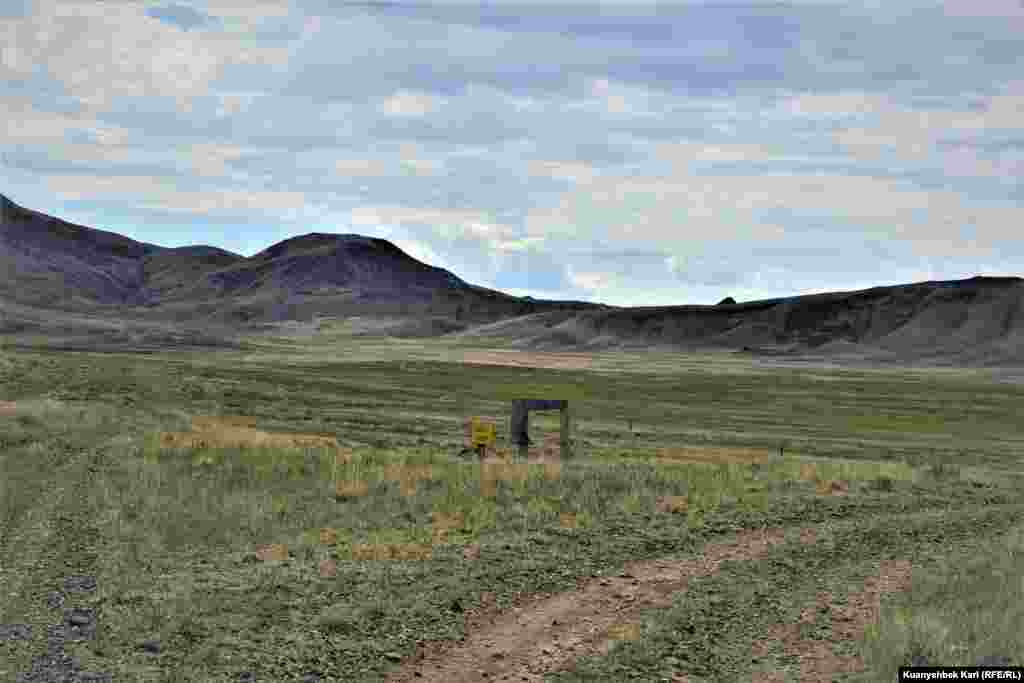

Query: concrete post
[560,405,571,459]
[509,399,570,461]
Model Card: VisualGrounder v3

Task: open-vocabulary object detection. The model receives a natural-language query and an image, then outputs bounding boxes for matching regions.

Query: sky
[2,0,1022,306]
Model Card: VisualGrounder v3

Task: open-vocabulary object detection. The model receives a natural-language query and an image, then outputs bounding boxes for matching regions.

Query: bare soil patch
[748,560,914,682]
[157,414,344,451]
[458,349,595,371]
[384,525,804,682]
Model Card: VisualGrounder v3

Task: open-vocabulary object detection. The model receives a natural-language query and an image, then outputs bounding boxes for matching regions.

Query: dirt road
[382,522,916,682]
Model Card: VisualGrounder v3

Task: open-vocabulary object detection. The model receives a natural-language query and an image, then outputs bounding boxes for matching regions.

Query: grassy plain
[0,330,1022,681]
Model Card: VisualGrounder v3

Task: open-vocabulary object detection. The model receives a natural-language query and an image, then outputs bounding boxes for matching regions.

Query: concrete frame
[509,399,571,460]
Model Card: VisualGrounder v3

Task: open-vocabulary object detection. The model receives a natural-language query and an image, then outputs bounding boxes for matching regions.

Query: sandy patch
[0,400,18,415]
[458,349,595,371]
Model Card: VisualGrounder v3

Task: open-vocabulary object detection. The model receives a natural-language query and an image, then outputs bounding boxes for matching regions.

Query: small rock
[139,639,161,654]
[69,609,93,627]
[64,575,97,593]
[0,623,32,640]
[976,655,1013,667]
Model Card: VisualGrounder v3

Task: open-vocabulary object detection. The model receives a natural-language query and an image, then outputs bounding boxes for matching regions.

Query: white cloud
[823,87,1024,166]
[186,142,248,178]
[584,76,649,115]
[45,174,170,200]
[2,100,126,146]
[350,205,515,241]
[142,189,308,215]
[202,0,292,31]
[492,236,546,252]
[5,1,289,115]
[940,0,1024,18]
[43,173,306,216]
[524,156,1022,258]
[528,160,599,184]
[656,140,850,165]
[402,158,441,174]
[387,237,454,272]
[399,143,442,175]
[334,159,391,177]
[380,90,441,117]
[567,267,614,292]
[215,92,261,118]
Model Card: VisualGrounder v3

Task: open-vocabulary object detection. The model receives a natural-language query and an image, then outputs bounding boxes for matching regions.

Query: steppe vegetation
[0,333,1022,681]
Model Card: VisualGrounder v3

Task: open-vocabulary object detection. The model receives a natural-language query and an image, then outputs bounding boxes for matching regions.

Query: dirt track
[383,523,914,682]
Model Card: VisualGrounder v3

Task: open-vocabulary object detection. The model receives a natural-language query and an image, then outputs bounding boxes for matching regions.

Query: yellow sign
[471,417,496,447]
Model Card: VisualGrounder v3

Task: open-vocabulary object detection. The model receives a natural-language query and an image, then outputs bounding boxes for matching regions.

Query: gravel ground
[2,574,111,682]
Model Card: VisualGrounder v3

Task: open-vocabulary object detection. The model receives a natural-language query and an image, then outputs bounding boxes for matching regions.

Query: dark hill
[1,193,1022,366]
[454,276,1024,366]
[0,193,602,335]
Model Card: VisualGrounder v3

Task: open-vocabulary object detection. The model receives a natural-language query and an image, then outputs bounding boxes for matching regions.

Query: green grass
[0,337,1022,681]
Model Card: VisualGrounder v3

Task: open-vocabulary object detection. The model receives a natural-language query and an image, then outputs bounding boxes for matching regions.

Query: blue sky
[2,0,1022,306]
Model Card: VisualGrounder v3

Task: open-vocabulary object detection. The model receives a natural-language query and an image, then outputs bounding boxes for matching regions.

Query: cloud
[2,1,291,115]
[349,205,515,242]
[43,173,307,219]
[4,0,1024,307]
[941,0,1024,19]
[528,160,599,184]
[334,158,391,177]
[380,90,441,117]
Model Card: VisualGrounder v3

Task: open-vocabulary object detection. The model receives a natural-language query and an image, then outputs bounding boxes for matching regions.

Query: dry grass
[656,445,772,467]
[158,414,344,451]
[458,349,595,371]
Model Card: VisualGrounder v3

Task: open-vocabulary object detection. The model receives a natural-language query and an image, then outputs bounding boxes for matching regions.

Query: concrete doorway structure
[509,399,571,460]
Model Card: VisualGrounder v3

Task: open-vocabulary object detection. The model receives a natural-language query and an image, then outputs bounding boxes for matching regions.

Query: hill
[452,276,1024,367]
[1,193,1021,366]
[0,193,602,348]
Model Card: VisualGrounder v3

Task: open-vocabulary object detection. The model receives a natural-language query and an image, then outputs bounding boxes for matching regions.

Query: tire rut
[384,505,1019,683]
[384,524,808,683]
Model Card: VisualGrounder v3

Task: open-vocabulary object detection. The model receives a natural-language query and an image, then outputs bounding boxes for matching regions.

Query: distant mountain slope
[1,193,1021,366]
[0,193,160,308]
[200,232,469,301]
[453,275,1024,366]
[0,193,602,328]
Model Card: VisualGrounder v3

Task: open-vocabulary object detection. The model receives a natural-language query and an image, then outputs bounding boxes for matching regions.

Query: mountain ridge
[2,192,1022,367]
